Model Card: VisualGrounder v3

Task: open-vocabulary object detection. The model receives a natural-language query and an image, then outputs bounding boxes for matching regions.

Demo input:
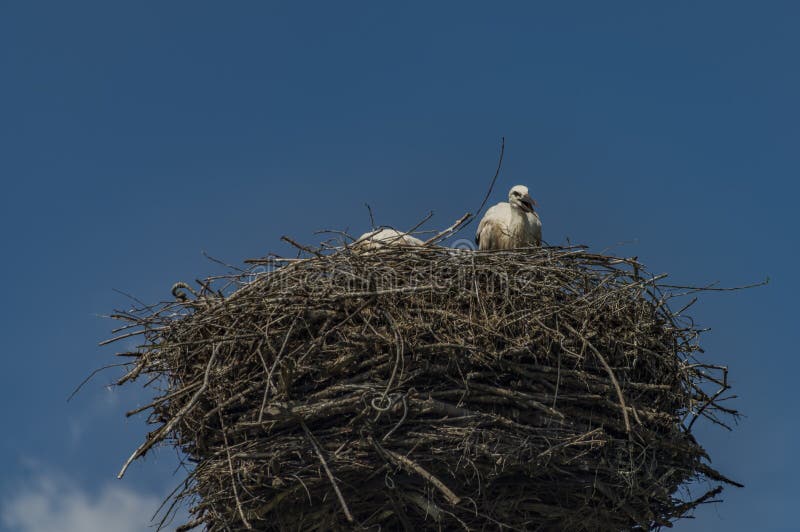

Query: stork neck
[510,204,528,216]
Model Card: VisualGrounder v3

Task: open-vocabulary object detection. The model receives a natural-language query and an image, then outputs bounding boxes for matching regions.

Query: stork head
[508,185,536,213]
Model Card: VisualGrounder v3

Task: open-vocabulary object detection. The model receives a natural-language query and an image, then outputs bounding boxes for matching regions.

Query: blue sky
[1,2,797,530]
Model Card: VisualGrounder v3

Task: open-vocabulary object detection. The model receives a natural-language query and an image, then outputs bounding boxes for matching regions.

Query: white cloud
[1,475,165,532]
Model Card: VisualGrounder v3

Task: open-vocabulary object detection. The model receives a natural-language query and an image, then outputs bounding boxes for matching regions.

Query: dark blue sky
[1,2,797,530]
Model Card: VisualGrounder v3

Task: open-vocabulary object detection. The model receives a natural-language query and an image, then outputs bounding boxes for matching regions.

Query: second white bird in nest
[354,228,424,251]
[475,185,542,250]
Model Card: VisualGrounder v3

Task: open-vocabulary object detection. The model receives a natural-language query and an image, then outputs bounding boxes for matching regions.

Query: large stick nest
[108,244,739,531]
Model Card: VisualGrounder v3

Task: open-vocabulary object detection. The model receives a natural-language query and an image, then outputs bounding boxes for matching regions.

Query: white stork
[354,228,424,251]
[475,185,542,250]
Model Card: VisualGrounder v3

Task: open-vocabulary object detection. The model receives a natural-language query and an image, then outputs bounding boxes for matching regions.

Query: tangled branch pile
[109,244,740,531]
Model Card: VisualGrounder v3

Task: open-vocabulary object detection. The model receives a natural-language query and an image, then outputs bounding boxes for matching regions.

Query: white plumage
[475,185,542,250]
[354,228,424,251]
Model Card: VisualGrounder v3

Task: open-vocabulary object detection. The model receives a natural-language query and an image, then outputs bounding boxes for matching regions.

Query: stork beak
[521,194,536,212]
